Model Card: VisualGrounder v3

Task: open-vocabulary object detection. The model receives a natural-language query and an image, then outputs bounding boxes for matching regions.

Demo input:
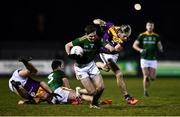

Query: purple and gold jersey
[101,22,128,48]
[24,78,41,97]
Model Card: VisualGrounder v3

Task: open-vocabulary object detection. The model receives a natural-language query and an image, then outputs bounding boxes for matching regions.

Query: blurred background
[1,0,180,76]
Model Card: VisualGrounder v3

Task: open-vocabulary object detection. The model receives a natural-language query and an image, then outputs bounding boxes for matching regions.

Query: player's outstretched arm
[93,19,106,26]
[40,81,52,94]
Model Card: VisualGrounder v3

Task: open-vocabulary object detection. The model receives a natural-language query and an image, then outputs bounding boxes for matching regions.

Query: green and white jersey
[137,32,160,60]
[72,35,107,64]
[46,70,66,92]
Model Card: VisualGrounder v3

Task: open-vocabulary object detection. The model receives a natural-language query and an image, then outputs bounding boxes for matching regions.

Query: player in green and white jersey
[133,20,163,96]
[47,60,93,104]
[65,25,115,109]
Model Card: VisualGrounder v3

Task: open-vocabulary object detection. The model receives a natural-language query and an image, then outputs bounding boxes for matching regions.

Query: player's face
[87,31,98,42]
[117,30,130,41]
[146,23,154,32]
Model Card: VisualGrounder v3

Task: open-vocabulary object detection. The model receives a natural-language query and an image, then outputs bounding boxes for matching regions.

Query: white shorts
[140,59,157,69]
[100,53,119,64]
[51,87,70,104]
[74,61,100,80]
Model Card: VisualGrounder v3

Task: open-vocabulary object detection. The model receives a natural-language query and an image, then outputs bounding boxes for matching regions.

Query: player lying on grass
[9,56,55,104]
[46,59,92,104]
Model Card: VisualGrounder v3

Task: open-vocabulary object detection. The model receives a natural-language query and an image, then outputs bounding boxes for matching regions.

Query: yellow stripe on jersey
[140,31,159,36]
[34,87,44,103]
[79,35,87,41]
[107,26,123,43]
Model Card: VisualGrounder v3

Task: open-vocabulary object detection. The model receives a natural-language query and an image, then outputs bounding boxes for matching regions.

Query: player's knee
[88,90,97,96]
[144,77,149,82]
[97,86,104,93]
[116,71,123,79]
[150,75,156,80]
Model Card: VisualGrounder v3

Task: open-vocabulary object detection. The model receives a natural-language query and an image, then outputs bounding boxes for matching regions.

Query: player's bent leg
[92,74,104,106]
[80,78,97,96]
[81,94,93,102]
[10,80,35,101]
[80,78,100,108]
[96,61,110,72]
[114,70,129,96]
[108,59,119,72]
[111,67,139,105]
[75,87,93,103]
[79,88,89,95]
[107,59,128,94]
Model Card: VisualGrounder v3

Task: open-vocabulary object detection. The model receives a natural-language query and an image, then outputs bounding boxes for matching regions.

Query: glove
[140,49,147,55]
[50,93,62,98]
[68,54,82,60]
[18,56,32,63]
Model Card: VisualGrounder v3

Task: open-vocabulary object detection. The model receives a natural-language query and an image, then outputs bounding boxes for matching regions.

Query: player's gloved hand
[49,93,63,104]
[18,56,32,63]
[50,93,62,98]
[140,49,147,55]
[11,80,21,88]
[68,54,82,60]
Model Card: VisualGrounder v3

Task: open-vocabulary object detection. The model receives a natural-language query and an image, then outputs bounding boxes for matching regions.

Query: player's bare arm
[115,44,124,52]
[133,40,143,53]
[62,77,71,89]
[157,41,163,52]
[65,42,73,55]
[40,81,52,93]
[104,44,115,52]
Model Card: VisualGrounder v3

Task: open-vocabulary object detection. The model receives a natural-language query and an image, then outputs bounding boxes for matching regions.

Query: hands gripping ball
[70,46,84,57]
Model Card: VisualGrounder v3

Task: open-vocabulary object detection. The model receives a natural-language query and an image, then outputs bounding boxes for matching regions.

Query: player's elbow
[132,43,138,50]
[109,47,115,52]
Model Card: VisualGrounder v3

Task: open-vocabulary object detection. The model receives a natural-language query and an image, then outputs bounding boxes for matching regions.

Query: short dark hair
[51,60,62,70]
[84,25,96,34]
[147,20,154,24]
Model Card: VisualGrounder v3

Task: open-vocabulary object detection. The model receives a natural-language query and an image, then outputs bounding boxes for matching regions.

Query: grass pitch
[0,76,180,116]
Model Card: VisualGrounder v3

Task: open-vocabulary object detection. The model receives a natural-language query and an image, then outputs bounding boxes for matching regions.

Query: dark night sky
[1,0,180,60]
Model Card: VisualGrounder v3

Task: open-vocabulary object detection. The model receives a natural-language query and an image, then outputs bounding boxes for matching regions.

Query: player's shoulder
[151,32,159,37]
[139,31,147,36]
[79,35,87,41]
[139,32,159,37]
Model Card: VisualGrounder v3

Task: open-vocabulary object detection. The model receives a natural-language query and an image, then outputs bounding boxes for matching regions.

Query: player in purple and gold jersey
[93,19,138,105]
[9,56,53,104]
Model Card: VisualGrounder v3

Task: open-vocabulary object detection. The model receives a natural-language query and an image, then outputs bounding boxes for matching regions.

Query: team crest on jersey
[90,44,94,48]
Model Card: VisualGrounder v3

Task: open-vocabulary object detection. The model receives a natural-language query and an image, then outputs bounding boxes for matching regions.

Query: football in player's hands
[70,46,84,57]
